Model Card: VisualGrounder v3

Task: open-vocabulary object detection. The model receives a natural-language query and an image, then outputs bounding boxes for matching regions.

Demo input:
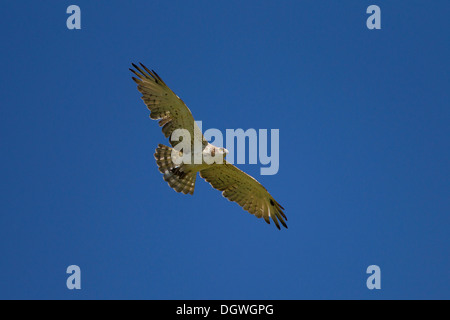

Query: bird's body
[130,63,287,229]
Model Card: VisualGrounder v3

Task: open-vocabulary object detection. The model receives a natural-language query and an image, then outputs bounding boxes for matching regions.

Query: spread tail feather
[154,144,196,195]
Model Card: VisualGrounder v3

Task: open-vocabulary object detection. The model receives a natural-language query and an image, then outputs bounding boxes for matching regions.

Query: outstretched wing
[199,161,287,229]
[130,63,206,148]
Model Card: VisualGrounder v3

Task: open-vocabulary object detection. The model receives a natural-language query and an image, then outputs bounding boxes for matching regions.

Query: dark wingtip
[139,62,152,73]
[152,69,163,82]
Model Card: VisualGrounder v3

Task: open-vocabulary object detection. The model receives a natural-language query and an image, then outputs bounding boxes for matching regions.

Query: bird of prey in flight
[130,63,287,229]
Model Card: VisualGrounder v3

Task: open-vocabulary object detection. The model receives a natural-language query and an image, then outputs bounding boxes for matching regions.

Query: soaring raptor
[130,63,287,229]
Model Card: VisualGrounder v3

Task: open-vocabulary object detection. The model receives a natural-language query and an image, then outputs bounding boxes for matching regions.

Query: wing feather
[199,161,287,229]
[130,63,207,148]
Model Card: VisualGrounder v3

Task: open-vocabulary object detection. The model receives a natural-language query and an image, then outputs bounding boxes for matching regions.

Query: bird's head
[207,145,229,162]
[215,147,229,163]
[218,147,229,156]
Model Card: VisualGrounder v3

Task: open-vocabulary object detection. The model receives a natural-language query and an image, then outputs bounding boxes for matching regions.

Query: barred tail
[154,144,197,195]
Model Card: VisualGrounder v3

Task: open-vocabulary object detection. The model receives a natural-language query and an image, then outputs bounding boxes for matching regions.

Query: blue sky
[0,1,449,299]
